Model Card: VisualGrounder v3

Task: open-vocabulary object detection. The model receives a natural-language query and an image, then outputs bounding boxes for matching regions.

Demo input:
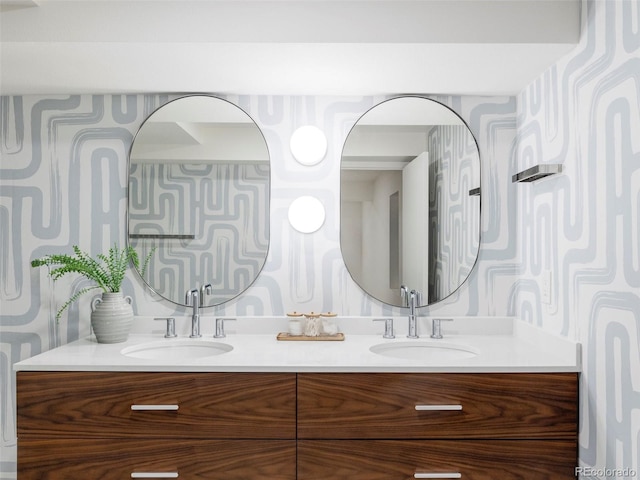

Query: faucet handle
[430,318,453,339]
[214,318,237,338]
[373,318,395,339]
[155,317,177,338]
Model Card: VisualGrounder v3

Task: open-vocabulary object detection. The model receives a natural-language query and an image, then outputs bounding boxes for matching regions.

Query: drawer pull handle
[130,405,179,411]
[414,474,461,479]
[415,405,463,411]
[131,473,179,478]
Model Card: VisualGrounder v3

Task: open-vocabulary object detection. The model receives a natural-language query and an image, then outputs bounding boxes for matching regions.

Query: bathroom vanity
[297,372,577,478]
[15,317,580,479]
[17,372,297,478]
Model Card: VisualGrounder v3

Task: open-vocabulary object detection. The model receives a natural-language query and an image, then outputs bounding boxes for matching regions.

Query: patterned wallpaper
[428,124,481,302]
[0,92,517,477]
[515,0,640,476]
[2,0,638,476]
[129,161,270,305]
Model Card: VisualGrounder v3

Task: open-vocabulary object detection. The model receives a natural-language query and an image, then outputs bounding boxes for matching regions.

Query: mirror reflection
[128,96,270,306]
[340,97,480,307]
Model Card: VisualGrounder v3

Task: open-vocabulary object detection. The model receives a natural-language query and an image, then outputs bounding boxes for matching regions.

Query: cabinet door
[298,439,577,479]
[298,373,578,439]
[17,372,296,439]
[18,439,296,480]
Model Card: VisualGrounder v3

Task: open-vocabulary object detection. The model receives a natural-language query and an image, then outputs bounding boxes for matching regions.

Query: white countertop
[14,316,581,373]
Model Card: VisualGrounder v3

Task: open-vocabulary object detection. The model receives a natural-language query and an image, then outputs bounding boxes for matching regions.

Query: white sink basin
[370,341,478,361]
[121,339,233,360]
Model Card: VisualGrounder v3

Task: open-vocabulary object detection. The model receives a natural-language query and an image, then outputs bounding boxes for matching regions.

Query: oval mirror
[340,96,480,307]
[128,95,270,306]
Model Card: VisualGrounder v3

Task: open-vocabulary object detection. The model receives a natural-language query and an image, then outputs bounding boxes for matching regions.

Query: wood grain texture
[17,372,296,438]
[17,371,579,477]
[298,439,577,479]
[18,438,296,480]
[297,373,578,439]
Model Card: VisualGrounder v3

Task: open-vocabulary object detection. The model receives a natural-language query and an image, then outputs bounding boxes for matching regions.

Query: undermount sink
[121,339,233,360]
[370,341,478,361]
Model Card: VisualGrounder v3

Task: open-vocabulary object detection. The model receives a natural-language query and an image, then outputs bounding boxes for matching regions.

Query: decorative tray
[276,333,345,341]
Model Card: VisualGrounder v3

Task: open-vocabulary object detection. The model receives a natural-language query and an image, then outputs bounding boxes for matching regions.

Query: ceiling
[0,0,581,96]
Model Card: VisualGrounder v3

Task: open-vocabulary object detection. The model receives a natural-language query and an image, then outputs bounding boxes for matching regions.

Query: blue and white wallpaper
[428,124,481,302]
[1,0,639,477]
[129,161,270,305]
[0,92,517,477]
[515,1,640,476]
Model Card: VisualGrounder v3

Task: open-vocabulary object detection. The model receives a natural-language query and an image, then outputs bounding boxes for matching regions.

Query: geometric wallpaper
[1,1,638,476]
[428,124,481,303]
[129,161,269,305]
[0,92,518,478]
[516,0,640,476]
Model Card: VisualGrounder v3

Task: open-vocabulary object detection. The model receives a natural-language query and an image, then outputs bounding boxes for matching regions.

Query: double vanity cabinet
[15,319,581,479]
[17,370,577,479]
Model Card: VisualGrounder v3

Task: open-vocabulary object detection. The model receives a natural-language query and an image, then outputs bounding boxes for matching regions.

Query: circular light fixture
[290,125,327,166]
[288,196,326,233]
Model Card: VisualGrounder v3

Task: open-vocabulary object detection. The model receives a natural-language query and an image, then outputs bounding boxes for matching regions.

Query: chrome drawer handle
[415,405,463,411]
[414,473,461,479]
[130,405,179,411]
[131,473,179,478]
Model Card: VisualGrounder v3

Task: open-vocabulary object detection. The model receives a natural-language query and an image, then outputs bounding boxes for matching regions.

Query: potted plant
[31,244,152,343]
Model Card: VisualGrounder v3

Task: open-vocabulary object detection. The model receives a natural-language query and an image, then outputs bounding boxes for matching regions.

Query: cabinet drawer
[19,438,296,480]
[297,373,577,439]
[298,439,577,479]
[17,372,296,438]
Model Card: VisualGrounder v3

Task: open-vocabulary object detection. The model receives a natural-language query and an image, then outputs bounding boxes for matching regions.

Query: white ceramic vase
[90,292,134,344]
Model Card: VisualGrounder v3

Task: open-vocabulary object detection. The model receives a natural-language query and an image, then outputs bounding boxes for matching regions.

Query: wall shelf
[129,234,196,240]
[512,164,562,183]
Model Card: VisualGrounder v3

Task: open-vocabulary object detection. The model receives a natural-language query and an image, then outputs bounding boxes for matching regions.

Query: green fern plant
[31,244,154,320]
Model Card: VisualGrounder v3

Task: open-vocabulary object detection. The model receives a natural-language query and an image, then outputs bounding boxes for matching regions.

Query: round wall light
[288,196,326,233]
[290,125,327,166]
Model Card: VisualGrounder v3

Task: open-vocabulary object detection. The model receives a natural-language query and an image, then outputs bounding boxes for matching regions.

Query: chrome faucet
[400,285,409,307]
[185,289,201,338]
[214,317,237,338]
[373,318,395,339]
[431,318,453,339]
[200,283,212,307]
[407,289,420,339]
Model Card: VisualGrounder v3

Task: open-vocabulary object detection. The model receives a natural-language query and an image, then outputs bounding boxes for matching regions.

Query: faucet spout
[185,289,201,338]
[400,285,409,307]
[200,283,212,307]
[407,289,419,339]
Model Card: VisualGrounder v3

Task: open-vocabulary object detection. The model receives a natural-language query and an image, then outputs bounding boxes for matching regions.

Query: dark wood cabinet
[19,439,296,480]
[17,371,578,479]
[298,439,577,479]
[17,372,297,479]
[297,372,578,439]
[17,371,296,439]
[297,373,578,479]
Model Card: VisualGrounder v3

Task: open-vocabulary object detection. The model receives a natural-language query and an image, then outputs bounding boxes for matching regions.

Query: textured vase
[90,292,134,344]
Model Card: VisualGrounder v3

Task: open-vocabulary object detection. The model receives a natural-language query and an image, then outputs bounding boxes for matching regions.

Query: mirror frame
[339,95,482,308]
[127,95,271,307]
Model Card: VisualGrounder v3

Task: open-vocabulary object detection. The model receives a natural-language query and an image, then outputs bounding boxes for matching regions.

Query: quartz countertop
[14,316,581,373]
